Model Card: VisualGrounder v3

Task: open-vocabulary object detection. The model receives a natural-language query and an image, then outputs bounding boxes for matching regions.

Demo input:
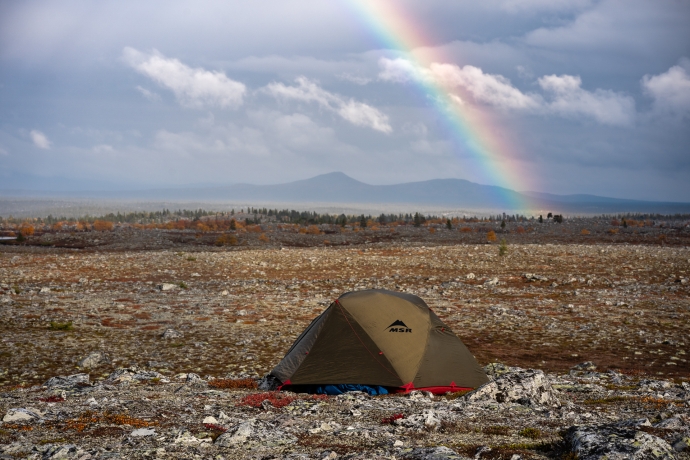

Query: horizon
[2,171,689,205]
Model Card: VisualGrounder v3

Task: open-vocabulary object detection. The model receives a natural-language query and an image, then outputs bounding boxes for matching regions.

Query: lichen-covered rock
[401,446,470,460]
[215,419,296,448]
[484,362,521,379]
[3,408,42,422]
[103,368,138,384]
[466,369,559,407]
[258,374,281,391]
[44,373,89,389]
[42,444,88,459]
[566,419,677,459]
[77,351,108,369]
[395,410,442,431]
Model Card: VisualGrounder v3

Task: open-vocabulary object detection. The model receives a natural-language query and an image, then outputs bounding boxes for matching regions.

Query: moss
[49,321,73,331]
[519,427,543,439]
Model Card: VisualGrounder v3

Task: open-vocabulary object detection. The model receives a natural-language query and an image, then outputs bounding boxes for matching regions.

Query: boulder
[466,369,560,407]
[44,373,89,389]
[566,419,676,460]
[258,374,281,391]
[3,408,42,422]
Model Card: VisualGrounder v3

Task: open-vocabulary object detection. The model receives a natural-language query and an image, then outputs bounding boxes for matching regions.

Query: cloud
[642,59,690,117]
[30,130,51,149]
[337,73,372,85]
[538,74,635,125]
[379,58,635,125]
[264,77,392,133]
[135,86,161,102]
[123,47,246,109]
[430,62,543,110]
[500,0,594,13]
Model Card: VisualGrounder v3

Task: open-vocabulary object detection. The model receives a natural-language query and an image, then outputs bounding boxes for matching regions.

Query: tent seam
[335,300,400,381]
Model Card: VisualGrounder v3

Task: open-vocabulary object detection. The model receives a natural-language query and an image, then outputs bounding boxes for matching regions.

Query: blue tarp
[311,384,389,396]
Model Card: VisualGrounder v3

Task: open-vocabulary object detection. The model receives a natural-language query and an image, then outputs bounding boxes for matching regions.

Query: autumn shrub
[298,228,307,234]
[215,234,238,246]
[246,225,262,233]
[19,224,34,236]
[608,228,619,234]
[93,220,114,232]
[611,219,620,226]
[237,392,297,408]
[305,225,321,235]
[237,392,327,409]
[429,227,436,234]
[581,229,590,235]
[487,230,497,242]
[381,413,404,424]
[516,226,525,234]
[460,227,472,233]
[208,378,258,390]
[258,233,270,242]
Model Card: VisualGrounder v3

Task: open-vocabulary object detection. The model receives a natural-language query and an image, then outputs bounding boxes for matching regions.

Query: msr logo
[386,320,412,333]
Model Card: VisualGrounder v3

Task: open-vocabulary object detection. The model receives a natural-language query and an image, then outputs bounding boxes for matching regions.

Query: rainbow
[346,0,531,212]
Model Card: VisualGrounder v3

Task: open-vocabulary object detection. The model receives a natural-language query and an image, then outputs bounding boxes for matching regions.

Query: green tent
[270,289,488,394]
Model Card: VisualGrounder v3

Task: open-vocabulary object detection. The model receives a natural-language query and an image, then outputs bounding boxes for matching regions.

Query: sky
[0,0,689,202]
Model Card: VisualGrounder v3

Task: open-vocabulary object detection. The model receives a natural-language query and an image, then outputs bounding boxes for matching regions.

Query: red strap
[276,379,291,391]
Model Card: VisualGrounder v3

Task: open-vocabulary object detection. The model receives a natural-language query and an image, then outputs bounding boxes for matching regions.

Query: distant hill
[2,172,689,214]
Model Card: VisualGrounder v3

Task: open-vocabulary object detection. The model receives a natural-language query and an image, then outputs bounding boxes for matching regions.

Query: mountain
[2,172,689,214]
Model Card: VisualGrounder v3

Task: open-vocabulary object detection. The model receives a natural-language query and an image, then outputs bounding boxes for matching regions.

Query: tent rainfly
[269,289,489,394]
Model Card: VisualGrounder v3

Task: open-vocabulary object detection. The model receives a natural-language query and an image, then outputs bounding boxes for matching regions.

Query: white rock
[173,430,209,446]
[159,283,177,291]
[203,416,218,425]
[3,408,40,422]
[78,351,107,368]
[131,428,156,437]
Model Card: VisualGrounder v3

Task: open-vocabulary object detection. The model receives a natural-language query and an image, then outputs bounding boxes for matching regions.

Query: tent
[269,289,488,395]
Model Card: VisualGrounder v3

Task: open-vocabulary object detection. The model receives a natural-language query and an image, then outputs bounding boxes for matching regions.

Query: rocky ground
[0,364,688,459]
[1,222,689,458]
